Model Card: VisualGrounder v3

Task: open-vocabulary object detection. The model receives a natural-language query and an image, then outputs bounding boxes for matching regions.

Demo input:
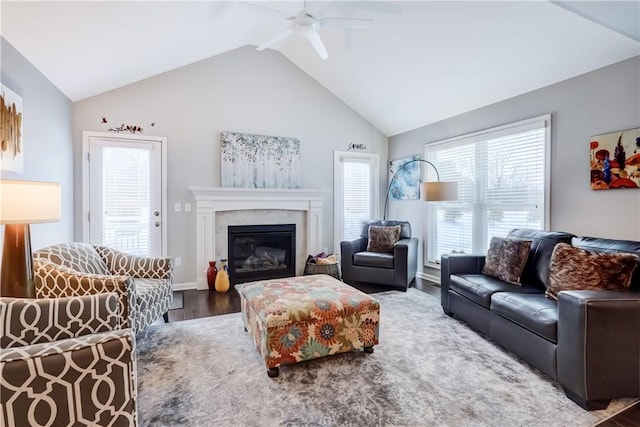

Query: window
[334,152,379,249]
[425,115,550,264]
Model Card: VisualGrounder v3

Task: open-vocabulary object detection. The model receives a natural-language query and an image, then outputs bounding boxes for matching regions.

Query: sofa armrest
[95,245,174,280]
[440,254,486,314]
[1,293,121,349]
[1,329,136,426]
[393,237,418,289]
[557,290,640,409]
[34,260,136,330]
[340,237,367,282]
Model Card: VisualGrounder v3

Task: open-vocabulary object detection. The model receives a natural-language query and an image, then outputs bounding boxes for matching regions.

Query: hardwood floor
[164,278,638,424]
[167,277,439,322]
[597,401,640,427]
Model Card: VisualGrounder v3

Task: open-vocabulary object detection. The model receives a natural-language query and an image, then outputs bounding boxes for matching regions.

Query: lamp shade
[0,180,61,224]
[420,181,458,202]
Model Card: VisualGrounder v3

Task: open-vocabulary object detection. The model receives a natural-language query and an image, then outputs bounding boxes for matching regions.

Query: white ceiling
[2,1,639,136]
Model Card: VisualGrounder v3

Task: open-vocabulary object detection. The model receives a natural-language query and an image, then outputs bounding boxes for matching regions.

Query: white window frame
[333,151,380,253]
[424,114,551,268]
[81,131,169,256]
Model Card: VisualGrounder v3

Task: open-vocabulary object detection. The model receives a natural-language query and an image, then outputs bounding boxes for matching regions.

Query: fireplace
[228,224,296,285]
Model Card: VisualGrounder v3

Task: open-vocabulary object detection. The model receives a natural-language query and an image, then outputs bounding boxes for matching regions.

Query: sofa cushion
[482,237,531,285]
[367,225,401,253]
[491,293,558,343]
[353,252,394,269]
[571,236,640,291]
[507,229,575,290]
[450,274,542,308]
[361,220,411,240]
[546,243,639,300]
[33,242,111,276]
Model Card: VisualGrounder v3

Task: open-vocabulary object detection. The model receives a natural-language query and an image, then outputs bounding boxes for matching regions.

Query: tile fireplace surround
[189,187,326,290]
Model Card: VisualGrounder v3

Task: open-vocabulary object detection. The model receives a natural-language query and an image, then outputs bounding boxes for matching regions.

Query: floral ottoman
[238,274,380,377]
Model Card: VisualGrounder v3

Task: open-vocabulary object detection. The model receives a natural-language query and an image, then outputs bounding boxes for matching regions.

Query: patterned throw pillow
[482,237,532,285]
[367,225,401,253]
[546,243,639,300]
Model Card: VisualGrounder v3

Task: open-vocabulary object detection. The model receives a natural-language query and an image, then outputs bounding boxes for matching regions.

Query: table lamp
[0,180,61,298]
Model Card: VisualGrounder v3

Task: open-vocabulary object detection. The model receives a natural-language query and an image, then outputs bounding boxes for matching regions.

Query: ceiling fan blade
[256,29,294,51]
[320,17,374,29]
[242,2,290,16]
[306,32,329,60]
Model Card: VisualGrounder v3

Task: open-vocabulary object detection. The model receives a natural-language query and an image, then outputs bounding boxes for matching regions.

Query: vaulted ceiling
[2,1,638,136]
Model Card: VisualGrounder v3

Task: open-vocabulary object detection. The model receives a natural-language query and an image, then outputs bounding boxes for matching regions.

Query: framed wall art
[220,131,301,189]
[1,84,24,173]
[389,155,421,200]
[590,127,640,190]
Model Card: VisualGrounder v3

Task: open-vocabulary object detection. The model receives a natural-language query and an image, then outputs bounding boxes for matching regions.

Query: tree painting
[590,127,640,190]
[220,132,301,188]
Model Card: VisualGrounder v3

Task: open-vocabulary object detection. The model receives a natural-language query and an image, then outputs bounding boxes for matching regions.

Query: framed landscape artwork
[220,131,301,189]
[1,84,24,173]
[389,155,421,200]
[590,127,640,190]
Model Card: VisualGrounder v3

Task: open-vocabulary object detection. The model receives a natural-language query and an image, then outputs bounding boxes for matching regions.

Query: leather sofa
[341,220,418,290]
[441,229,640,410]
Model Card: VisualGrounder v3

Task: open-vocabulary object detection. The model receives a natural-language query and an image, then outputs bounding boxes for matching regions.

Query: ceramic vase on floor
[206,261,218,291]
[215,259,230,293]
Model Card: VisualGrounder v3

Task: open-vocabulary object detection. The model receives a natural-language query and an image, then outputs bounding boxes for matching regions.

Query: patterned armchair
[0,293,136,426]
[33,242,173,334]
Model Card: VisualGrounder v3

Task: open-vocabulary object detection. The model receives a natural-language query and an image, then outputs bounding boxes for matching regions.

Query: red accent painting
[590,127,640,190]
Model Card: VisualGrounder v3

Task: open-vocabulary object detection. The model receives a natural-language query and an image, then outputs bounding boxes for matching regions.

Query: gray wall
[389,56,640,274]
[0,38,74,251]
[73,46,388,285]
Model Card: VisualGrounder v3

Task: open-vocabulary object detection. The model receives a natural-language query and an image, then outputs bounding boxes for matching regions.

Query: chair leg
[162,312,169,323]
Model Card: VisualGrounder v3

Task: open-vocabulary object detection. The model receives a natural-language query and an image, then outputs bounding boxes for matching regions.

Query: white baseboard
[417,271,440,285]
[172,281,198,291]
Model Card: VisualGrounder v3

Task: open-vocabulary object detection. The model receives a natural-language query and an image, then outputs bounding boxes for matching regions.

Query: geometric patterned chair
[0,293,137,426]
[33,242,174,334]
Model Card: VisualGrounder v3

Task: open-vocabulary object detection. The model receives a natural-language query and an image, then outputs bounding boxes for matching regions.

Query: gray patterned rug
[136,288,636,426]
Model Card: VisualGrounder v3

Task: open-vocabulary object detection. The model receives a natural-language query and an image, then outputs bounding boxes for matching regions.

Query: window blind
[425,116,549,263]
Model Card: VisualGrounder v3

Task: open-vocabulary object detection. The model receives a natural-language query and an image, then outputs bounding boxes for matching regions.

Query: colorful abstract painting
[590,127,640,190]
[389,155,420,200]
[1,84,24,173]
[221,132,301,189]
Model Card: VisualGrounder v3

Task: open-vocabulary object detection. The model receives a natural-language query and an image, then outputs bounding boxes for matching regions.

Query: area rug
[136,288,637,426]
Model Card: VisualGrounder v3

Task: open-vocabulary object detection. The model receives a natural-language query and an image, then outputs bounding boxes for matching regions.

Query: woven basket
[304,262,341,280]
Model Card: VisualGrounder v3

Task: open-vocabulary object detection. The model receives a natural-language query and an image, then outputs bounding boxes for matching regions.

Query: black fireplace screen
[227,224,296,285]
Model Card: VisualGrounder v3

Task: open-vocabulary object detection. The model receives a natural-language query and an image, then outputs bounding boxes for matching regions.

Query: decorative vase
[214,259,230,293]
[206,261,218,291]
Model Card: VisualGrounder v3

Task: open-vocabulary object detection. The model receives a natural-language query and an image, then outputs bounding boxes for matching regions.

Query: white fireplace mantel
[189,187,327,290]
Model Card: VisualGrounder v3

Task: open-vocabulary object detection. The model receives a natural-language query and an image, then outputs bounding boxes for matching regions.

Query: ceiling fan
[247,1,374,60]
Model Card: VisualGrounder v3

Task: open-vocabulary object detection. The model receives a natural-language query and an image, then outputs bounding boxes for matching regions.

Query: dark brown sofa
[441,229,640,410]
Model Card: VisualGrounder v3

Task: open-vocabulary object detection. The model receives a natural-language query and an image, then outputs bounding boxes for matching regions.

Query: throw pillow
[482,237,532,285]
[546,243,639,300]
[367,225,401,253]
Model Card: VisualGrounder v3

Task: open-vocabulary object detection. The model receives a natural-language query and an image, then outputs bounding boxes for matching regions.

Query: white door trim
[81,131,168,256]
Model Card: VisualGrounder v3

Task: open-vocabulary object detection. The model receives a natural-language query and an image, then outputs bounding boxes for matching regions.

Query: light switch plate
[174,202,181,212]
[185,203,192,212]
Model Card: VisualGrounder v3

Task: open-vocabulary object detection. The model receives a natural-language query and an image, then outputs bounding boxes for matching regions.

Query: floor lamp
[0,180,61,298]
[383,159,458,220]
